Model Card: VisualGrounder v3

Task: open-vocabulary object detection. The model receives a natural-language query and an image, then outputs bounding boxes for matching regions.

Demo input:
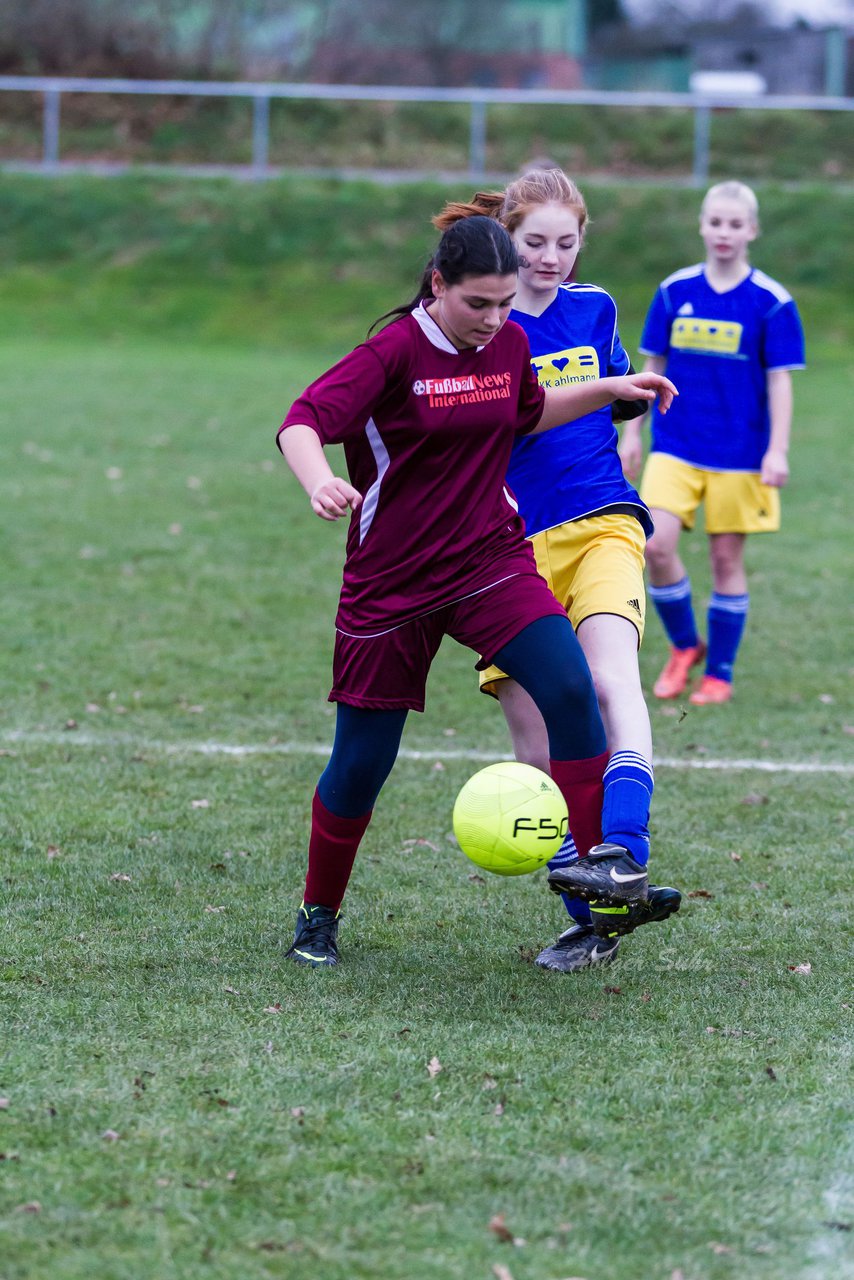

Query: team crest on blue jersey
[531,345,600,387]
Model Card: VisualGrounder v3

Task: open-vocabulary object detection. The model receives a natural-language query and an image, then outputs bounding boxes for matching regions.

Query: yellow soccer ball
[452,761,568,876]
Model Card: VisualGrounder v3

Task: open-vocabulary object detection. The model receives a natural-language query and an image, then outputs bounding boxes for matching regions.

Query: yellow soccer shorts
[479,512,646,698]
[640,452,781,534]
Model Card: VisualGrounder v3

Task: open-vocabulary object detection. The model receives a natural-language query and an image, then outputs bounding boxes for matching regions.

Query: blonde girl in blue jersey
[621,181,805,705]
[435,170,682,974]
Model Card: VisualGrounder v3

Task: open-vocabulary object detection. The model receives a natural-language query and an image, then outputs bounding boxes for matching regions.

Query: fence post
[43,86,61,170]
[693,102,711,187]
[252,93,270,176]
[469,99,487,179]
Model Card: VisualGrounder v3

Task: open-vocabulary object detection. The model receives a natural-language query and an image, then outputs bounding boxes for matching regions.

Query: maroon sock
[549,752,608,858]
[303,790,372,911]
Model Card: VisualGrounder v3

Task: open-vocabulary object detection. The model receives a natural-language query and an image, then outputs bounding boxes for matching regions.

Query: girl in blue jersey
[621,181,805,705]
[434,169,681,974]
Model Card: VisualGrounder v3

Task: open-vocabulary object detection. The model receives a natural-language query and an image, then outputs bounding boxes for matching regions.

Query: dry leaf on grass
[688,888,714,899]
[709,1241,734,1254]
[492,1266,514,1280]
[489,1214,514,1243]
[263,1004,283,1014]
[427,1056,443,1078]
[191,798,210,808]
[741,792,769,806]
[788,962,812,975]
[14,1201,41,1213]
[0,1098,9,1109]
[101,1129,120,1141]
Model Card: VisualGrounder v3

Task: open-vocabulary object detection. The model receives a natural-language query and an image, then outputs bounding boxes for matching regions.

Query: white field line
[2,729,853,775]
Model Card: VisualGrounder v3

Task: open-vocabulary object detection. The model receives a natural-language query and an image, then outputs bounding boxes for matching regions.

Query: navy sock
[601,750,654,867]
[547,833,591,926]
[648,576,699,650]
[706,592,749,682]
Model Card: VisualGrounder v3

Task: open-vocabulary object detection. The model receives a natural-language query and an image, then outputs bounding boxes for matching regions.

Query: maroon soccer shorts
[330,568,565,712]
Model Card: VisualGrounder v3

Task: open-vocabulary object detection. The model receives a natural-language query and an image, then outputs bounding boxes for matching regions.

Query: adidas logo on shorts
[627,598,642,617]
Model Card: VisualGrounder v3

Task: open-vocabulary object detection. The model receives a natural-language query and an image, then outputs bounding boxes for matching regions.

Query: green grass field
[0,176,852,1280]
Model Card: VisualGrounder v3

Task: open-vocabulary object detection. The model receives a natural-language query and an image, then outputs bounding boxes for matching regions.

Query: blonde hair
[433,168,588,240]
[701,180,759,227]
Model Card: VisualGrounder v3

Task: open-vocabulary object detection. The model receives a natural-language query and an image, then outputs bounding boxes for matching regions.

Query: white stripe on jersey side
[750,268,793,305]
[660,264,705,291]
[560,283,624,365]
[358,417,390,544]
[561,283,611,297]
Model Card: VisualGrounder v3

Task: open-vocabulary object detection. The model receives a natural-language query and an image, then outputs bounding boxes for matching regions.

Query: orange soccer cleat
[689,675,733,705]
[652,641,707,699]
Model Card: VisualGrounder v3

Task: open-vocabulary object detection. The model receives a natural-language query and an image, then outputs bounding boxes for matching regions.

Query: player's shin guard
[304,790,372,911]
[549,752,607,859]
[601,751,654,867]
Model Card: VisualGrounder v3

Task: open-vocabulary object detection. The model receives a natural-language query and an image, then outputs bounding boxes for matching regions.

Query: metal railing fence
[0,74,852,185]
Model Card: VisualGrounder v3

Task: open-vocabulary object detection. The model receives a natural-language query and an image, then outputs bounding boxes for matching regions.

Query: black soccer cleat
[547,842,649,905]
[285,901,341,967]
[590,884,682,939]
[535,923,620,973]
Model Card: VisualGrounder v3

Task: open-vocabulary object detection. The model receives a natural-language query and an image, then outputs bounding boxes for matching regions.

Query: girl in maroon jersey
[276,215,675,967]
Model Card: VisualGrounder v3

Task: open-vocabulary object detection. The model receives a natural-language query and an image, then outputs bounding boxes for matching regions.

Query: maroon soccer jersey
[278,305,547,635]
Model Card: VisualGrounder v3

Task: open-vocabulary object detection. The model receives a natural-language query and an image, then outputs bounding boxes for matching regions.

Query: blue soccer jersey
[506,284,652,539]
[639,265,805,471]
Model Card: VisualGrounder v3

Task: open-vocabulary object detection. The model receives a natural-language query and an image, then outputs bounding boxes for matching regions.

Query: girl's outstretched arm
[532,370,677,435]
[278,423,363,521]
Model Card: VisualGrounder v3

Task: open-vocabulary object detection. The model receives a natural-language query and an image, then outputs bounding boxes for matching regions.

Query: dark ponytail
[369,215,518,336]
